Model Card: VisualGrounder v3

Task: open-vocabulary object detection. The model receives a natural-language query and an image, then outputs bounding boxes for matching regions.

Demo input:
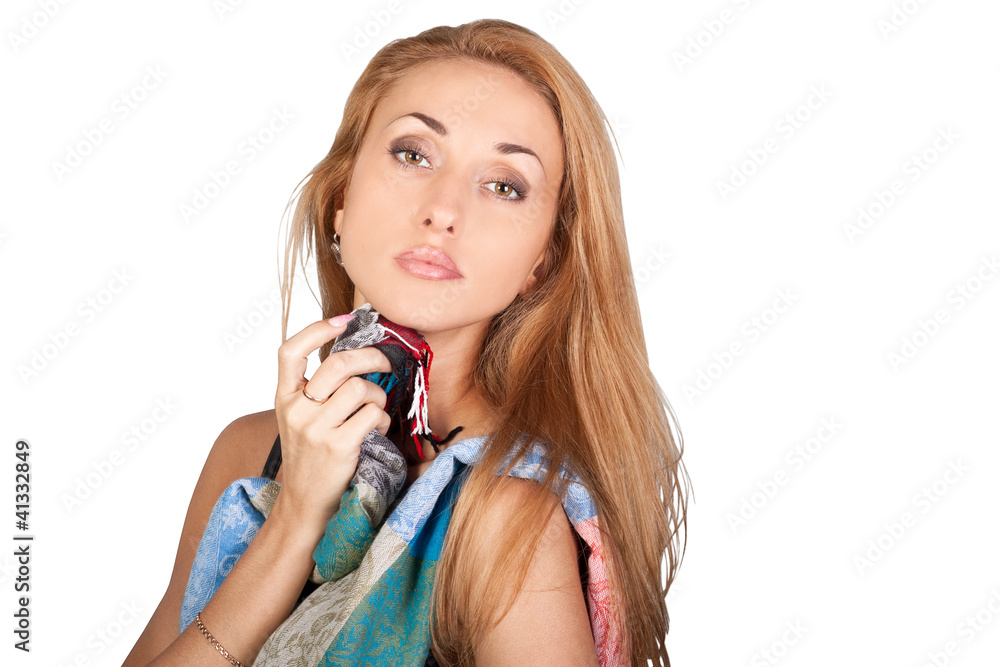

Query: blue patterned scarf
[179,304,623,665]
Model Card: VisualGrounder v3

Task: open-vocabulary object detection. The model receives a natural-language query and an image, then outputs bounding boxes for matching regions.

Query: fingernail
[328,313,356,327]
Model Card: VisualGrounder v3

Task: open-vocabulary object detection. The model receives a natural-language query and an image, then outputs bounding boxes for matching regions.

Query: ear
[333,206,344,236]
[333,182,350,236]
[519,247,547,296]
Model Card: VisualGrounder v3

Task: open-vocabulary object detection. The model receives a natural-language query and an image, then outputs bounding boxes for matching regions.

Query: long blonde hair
[278,19,690,666]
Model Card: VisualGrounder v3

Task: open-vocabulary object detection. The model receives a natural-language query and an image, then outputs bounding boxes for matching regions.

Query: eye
[486,179,524,200]
[387,140,530,204]
[388,141,430,168]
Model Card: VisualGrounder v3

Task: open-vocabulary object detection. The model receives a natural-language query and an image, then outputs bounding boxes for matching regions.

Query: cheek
[343,177,394,233]
[471,233,543,288]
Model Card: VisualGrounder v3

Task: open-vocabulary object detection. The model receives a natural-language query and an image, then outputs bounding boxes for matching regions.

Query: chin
[357,282,504,336]
[359,291,433,333]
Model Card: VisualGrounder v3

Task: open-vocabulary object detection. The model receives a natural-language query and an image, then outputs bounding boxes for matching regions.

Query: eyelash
[386,140,529,203]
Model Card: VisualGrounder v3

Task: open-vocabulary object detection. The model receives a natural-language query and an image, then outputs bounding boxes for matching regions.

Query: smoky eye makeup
[386,138,431,164]
[384,137,532,202]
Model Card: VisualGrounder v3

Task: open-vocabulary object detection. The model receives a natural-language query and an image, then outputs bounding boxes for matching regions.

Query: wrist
[269,493,334,547]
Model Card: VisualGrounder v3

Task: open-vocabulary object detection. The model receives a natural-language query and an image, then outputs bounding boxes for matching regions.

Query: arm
[122,414,326,666]
[463,478,600,667]
[146,496,324,665]
[125,316,390,665]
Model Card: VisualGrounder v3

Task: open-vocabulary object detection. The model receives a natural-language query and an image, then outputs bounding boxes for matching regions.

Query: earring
[330,232,344,267]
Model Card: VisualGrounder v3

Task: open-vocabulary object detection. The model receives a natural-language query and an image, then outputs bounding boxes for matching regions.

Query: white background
[2,1,999,665]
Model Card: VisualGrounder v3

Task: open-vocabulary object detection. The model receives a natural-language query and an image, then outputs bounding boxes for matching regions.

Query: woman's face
[333,58,564,334]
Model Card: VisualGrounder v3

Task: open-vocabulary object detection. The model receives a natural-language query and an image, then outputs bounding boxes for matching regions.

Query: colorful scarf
[179,304,623,665]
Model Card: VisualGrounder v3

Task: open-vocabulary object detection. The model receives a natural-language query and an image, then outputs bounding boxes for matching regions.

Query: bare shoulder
[471,476,565,527]
[455,476,577,582]
[451,476,598,665]
[208,408,281,481]
[122,409,279,665]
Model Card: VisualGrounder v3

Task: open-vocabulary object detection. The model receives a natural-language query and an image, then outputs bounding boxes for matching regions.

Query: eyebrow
[387,111,544,171]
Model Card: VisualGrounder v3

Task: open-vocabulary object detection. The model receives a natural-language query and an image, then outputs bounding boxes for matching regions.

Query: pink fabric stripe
[575,516,624,666]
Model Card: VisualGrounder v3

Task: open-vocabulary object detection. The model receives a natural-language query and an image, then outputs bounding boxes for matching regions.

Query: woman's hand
[272,314,394,531]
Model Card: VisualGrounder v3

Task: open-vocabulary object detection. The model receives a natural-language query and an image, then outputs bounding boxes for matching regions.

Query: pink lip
[394,246,462,280]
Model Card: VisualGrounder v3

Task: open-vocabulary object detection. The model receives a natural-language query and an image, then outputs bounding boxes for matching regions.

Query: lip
[394,246,462,280]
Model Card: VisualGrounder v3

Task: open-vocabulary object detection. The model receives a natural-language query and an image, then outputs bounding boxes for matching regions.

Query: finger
[320,401,390,456]
[346,402,392,441]
[314,376,388,428]
[276,316,354,398]
[306,347,393,402]
[375,412,391,437]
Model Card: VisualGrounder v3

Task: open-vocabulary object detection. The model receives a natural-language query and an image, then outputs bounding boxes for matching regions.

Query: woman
[125,18,689,667]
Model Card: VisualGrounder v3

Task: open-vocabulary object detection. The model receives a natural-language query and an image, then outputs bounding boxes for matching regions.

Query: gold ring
[302,386,327,404]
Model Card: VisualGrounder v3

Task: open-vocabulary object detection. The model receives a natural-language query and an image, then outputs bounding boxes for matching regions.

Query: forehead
[371,59,564,173]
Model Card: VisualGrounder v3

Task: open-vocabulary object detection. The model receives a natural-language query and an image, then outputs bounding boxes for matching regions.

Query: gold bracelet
[194,611,244,667]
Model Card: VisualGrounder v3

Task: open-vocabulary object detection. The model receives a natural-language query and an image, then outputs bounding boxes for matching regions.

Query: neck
[420,323,496,434]
[351,296,498,458]
[393,323,497,463]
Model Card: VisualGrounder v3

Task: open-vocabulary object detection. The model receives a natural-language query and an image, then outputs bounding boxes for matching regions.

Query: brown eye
[388,143,430,168]
[487,179,523,200]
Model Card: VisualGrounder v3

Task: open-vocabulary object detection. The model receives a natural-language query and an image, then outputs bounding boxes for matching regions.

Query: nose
[416,169,465,236]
